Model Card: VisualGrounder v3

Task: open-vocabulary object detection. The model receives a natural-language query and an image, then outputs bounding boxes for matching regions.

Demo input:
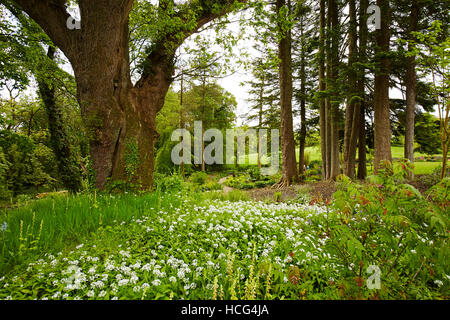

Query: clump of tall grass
[0,191,180,274]
[200,189,249,202]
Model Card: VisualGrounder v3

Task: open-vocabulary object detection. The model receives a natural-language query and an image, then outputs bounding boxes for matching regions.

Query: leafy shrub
[328,160,449,298]
[0,131,55,195]
[0,146,11,198]
[203,181,222,191]
[154,173,185,193]
[224,175,256,189]
[189,171,208,185]
[247,167,261,181]
[255,180,270,188]
[104,179,136,194]
[426,177,449,210]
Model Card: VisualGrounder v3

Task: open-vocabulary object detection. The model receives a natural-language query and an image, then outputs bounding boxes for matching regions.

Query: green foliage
[246,167,261,181]
[104,179,137,195]
[188,171,208,185]
[426,177,450,210]
[0,178,448,300]
[0,130,55,196]
[0,146,11,198]
[416,165,449,190]
[329,160,449,298]
[224,171,276,190]
[154,173,185,193]
[224,175,254,189]
[415,113,442,155]
[125,138,140,182]
[0,192,179,275]
[155,137,177,175]
[274,191,282,202]
[200,189,249,202]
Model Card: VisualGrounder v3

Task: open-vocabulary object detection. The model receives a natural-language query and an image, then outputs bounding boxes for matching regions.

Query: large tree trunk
[70,6,172,190]
[343,0,359,179]
[14,0,242,190]
[358,103,367,179]
[318,0,327,180]
[374,0,392,172]
[327,0,340,180]
[404,0,419,180]
[276,0,298,187]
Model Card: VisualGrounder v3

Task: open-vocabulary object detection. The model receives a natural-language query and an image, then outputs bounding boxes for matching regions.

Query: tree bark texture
[404,0,419,180]
[276,0,298,186]
[13,0,241,189]
[374,0,392,172]
[343,0,359,179]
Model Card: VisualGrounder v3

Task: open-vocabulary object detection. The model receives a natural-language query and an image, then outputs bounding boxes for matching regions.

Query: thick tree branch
[11,0,76,57]
[135,0,247,87]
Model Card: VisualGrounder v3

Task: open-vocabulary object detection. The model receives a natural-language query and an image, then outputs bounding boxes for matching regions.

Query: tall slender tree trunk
[318,0,327,180]
[374,0,392,172]
[344,0,359,179]
[257,77,264,170]
[179,73,185,176]
[276,0,298,187]
[201,74,206,172]
[298,16,306,178]
[404,0,419,180]
[327,0,340,180]
[358,104,367,179]
[357,0,369,180]
[325,0,332,180]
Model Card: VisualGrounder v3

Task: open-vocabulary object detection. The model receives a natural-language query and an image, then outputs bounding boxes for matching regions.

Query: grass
[390,146,442,159]
[240,145,443,176]
[0,191,182,274]
[413,162,443,175]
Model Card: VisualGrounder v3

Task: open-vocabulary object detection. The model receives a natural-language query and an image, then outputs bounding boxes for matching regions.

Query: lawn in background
[243,145,442,175]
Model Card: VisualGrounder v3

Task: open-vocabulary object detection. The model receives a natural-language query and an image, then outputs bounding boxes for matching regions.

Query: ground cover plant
[0,162,448,300]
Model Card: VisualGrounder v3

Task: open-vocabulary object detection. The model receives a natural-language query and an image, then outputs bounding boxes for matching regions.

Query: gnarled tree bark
[13,0,243,189]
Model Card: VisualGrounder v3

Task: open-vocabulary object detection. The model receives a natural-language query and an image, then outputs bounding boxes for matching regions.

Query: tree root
[272,177,291,189]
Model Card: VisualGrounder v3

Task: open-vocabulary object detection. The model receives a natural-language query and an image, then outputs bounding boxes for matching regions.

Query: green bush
[246,167,261,181]
[189,171,208,185]
[104,179,139,194]
[0,146,11,199]
[328,159,449,298]
[203,181,222,191]
[154,173,185,193]
[0,131,56,195]
[254,180,270,188]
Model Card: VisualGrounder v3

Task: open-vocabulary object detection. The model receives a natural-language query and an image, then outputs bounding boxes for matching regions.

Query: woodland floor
[245,175,433,203]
